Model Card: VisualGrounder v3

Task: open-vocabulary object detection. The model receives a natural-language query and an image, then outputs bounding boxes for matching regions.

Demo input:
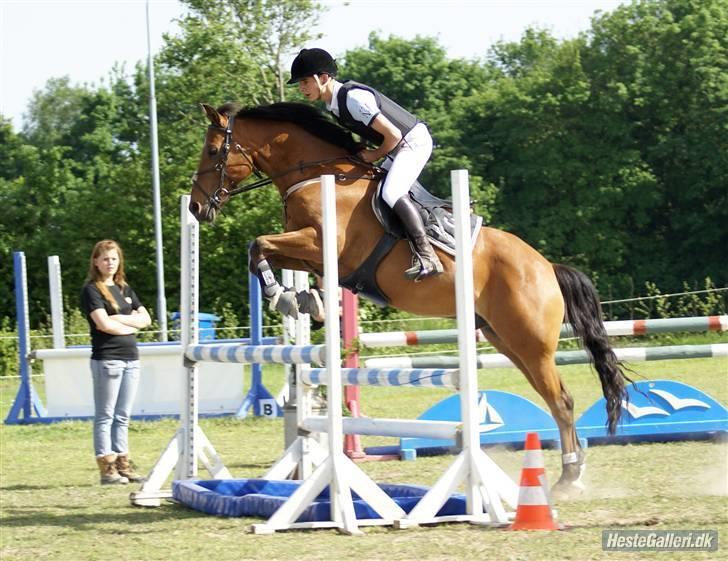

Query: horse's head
[189,103,258,222]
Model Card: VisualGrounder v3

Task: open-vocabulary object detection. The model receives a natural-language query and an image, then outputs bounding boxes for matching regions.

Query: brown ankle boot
[393,196,444,281]
[115,454,146,483]
[96,454,128,485]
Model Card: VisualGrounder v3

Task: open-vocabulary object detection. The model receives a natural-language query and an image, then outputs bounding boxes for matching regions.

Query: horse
[189,101,633,500]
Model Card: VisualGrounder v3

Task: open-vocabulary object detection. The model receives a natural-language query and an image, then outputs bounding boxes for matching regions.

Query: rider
[288,47,443,281]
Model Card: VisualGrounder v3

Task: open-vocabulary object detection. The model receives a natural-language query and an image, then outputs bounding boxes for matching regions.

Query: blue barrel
[171,312,220,341]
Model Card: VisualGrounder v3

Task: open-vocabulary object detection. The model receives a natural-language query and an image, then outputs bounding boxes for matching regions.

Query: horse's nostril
[189,201,202,217]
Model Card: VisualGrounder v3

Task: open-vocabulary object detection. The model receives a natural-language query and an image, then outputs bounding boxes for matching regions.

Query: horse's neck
[243,121,355,192]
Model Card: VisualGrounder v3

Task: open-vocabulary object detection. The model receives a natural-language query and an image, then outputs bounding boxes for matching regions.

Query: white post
[294,270,318,477]
[452,169,483,516]
[279,269,294,408]
[319,174,353,527]
[179,195,199,479]
[401,170,518,528]
[47,256,65,349]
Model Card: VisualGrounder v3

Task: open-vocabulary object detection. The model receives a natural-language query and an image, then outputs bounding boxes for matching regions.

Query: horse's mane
[216,102,365,155]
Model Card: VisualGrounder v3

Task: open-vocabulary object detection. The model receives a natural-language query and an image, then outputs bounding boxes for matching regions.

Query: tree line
[1,0,726,332]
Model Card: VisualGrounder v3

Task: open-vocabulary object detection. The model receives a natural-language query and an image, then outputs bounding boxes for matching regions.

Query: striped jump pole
[565,315,728,337]
[301,367,460,389]
[360,328,488,348]
[359,315,728,349]
[364,343,728,370]
[185,343,325,365]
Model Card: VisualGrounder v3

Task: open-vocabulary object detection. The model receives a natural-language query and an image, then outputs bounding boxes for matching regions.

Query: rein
[228,156,380,197]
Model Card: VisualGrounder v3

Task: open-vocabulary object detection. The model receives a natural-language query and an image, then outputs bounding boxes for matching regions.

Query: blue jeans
[91,359,140,456]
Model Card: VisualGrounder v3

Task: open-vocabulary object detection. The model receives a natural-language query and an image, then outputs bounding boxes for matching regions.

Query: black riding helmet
[287,48,338,84]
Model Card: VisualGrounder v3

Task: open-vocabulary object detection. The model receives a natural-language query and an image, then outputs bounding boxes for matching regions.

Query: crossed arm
[90,307,152,335]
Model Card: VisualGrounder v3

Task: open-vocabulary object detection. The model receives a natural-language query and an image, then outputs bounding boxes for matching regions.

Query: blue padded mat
[172,478,467,520]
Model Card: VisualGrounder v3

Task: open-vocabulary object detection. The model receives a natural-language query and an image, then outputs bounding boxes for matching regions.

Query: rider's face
[298,75,325,101]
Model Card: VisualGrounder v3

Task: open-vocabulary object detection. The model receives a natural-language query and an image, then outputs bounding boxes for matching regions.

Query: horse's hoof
[272,288,299,319]
[550,479,585,502]
[296,288,325,322]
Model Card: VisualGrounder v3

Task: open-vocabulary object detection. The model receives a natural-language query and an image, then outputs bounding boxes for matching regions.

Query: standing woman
[81,240,151,485]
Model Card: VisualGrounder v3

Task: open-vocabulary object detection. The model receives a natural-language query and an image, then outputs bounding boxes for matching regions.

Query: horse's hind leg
[523,357,586,500]
[479,285,586,501]
[484,325,585,499]
[480,326,534,386]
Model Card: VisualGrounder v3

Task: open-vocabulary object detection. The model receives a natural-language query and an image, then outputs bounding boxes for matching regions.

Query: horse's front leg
[249,227,325,320]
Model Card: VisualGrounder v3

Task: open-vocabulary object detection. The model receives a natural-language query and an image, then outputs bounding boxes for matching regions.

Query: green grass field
[1,356,726,561]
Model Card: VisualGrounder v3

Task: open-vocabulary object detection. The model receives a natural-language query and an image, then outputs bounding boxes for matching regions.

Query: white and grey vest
[335,80,420,145]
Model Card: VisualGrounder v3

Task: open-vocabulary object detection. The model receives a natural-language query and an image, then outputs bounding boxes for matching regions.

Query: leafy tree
[583,0,728,290]
[3,0,725,330]
[1,80,160,323]
[450,0,727,295]
[451,29,640,280]
[150,0,329,318]
[21,77,89,146]
[179,0,327,102]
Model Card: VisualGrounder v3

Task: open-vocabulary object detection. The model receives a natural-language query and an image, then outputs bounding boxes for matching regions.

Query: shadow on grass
[225,461,275,470]
[564,516,662,530]
[1,483,97,491]
[1,502,208,531]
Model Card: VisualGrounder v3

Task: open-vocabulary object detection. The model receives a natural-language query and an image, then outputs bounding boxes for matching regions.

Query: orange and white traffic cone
[509,432,562,531]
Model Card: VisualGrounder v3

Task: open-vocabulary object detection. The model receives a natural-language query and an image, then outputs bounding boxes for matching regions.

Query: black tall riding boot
[392,195,444,281]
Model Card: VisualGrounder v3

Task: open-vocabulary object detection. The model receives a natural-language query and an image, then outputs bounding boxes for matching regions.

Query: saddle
[339,178,483,306]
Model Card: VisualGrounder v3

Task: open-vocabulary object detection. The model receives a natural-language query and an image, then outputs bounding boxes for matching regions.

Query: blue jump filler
[576,379,728,444]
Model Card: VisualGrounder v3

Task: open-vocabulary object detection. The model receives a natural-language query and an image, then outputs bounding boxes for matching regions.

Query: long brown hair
[86,239,127,312]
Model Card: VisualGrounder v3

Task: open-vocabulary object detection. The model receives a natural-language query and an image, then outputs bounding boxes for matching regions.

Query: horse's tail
[553,263,633,434]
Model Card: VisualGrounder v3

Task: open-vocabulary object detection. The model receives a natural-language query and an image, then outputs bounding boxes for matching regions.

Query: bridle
[191,115,267,220]
[191,114,384,220]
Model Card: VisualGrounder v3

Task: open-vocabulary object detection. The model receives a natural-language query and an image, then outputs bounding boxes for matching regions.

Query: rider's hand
[358,149,382,163]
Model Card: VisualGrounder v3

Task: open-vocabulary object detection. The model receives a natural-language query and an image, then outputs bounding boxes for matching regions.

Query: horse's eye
[208,146,219,156]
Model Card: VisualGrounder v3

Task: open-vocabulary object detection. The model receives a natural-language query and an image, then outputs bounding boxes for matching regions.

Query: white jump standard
[252,172,518,533]
[252,175,413,534]
[130,199,324,506]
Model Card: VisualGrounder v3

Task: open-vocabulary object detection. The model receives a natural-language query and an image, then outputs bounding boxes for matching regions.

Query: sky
[1,0,626,130]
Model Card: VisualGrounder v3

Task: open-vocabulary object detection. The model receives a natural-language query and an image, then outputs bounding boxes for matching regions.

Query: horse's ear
[201,103,224,128]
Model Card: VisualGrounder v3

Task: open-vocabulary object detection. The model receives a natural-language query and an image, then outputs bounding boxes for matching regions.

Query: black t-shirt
[80,281,143,360]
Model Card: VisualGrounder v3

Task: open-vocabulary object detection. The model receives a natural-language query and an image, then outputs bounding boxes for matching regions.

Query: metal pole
[146,0,168,341]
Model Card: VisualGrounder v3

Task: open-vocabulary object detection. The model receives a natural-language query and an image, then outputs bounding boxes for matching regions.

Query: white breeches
[380,122,433,207]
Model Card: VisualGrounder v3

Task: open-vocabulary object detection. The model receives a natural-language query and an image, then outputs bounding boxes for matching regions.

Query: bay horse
[190,101,632,500]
